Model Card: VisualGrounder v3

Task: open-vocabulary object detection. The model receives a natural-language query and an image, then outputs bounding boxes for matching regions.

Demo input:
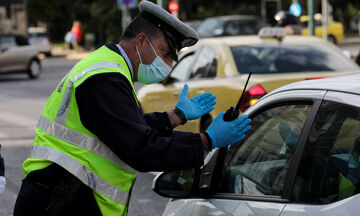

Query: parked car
[28,27,52,56]
[0,34,41,79]
[300,15,344,44]
[196,15,266,38]
[137,29,360,133]
[153,73,360,216]
[184,20,203,31]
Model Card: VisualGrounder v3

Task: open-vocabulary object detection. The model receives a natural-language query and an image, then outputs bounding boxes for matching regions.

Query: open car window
[219,103,312,196]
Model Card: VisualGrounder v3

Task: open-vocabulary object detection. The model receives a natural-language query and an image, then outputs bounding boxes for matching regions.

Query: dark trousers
[14,164,102,216]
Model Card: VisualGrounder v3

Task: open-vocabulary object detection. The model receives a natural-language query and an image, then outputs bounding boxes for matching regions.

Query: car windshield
[28,32,47,38]
[197,19,225,37]
[231,43,359,74]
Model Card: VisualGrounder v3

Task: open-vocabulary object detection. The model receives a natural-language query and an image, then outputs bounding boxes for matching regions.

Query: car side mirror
[152,169,195,198]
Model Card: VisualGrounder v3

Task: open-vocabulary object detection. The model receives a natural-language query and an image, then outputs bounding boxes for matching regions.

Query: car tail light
[239,85,266,112]
[306,76,329,80]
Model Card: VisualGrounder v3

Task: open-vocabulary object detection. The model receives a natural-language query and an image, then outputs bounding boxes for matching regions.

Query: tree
[27,0,124,46]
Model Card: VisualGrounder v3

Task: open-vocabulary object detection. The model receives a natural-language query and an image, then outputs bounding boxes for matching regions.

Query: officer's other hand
[176,84,216,120]
[206,112,251,149]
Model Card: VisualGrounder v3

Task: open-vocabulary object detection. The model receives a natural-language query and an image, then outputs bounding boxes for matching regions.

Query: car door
[179,90,325,216]
[281,91,360,216]
[0,35,19,73]
[0,35,31,73]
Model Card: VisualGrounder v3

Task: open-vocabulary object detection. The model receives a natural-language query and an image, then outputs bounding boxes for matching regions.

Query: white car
[28,27,52,56]
[153,73,360,216]
[0,34,41,79]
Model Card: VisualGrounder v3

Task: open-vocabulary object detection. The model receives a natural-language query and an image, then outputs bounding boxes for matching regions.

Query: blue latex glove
[176,84,216,120]
[206,112,251,149]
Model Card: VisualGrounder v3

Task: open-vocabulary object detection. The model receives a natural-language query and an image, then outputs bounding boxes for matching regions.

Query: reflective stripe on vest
[36,115,136,174]
[31,145,129,205]
[56,61,124,125]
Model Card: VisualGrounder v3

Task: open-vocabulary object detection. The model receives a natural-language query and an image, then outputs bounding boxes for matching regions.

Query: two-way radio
[223,72,252,122]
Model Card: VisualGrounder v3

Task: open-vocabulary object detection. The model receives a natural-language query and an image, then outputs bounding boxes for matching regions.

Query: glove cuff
[173,107,187,125]
[205,129,217,149]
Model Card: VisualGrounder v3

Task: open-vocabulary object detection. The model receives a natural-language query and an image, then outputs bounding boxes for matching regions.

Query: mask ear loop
[146,37,159,57]
[135,45,143,64]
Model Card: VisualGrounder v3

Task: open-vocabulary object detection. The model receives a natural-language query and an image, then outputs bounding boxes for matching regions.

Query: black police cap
[139,0,199,61]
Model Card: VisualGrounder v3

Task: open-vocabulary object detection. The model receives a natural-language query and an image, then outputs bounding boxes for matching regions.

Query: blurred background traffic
[1,0,360,58]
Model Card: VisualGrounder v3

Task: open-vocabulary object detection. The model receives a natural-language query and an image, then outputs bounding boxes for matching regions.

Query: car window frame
[188,45,218,80]
[166,45,217,84]
[197,91,326,203]
[165,51,196,84]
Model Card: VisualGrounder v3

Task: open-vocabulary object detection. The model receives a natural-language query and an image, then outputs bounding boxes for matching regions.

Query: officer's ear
[135,33,147,50]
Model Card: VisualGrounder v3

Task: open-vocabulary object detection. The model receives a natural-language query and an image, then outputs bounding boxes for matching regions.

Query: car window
[15,35,29,46]
[224,20,259,36]
[0,36,16,48]
[315,20,322,27]
[189,46,217,80]
[197,19,225,37]
[301,20,323,27]
[219,103,312,196]
[231,43,359,74]
[28,32,47,38]
[293,100,360,204]
[169,53,196,82]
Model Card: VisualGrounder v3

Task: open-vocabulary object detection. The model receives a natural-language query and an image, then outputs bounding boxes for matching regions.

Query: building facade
[0,0,27,35]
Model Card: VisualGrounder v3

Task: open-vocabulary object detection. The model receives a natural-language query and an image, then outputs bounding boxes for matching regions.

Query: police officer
[14,1,251,215]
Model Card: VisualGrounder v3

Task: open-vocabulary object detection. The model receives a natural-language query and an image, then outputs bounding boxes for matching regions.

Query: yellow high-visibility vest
[23,45,139,215]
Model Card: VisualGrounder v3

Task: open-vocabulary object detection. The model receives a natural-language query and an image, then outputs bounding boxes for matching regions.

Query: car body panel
[280,194,360,216]
[266,73,360,99]
[162,198,286,216]
[138,35,359,133]
[0,46,36,73]
[0,34,39,74]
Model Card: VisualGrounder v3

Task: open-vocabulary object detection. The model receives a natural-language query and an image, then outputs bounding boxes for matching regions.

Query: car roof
[269,73,360,96]
[196,34,324,47]
[203,15,261,21]
[28,27,47,33]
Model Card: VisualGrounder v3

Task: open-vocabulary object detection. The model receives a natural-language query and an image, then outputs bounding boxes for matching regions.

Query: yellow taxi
[300,15,344,44]
[137,28,359,133]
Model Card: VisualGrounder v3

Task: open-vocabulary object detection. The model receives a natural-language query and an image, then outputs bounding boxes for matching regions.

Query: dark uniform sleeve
[143,112,173,137]
[75,73,204,172]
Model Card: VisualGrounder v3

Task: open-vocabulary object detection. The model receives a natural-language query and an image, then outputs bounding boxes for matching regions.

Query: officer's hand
[176,84,216,120]
[206,112,251,149]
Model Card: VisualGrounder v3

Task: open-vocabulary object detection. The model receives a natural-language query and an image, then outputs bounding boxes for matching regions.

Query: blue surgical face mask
[135,38,172,85]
